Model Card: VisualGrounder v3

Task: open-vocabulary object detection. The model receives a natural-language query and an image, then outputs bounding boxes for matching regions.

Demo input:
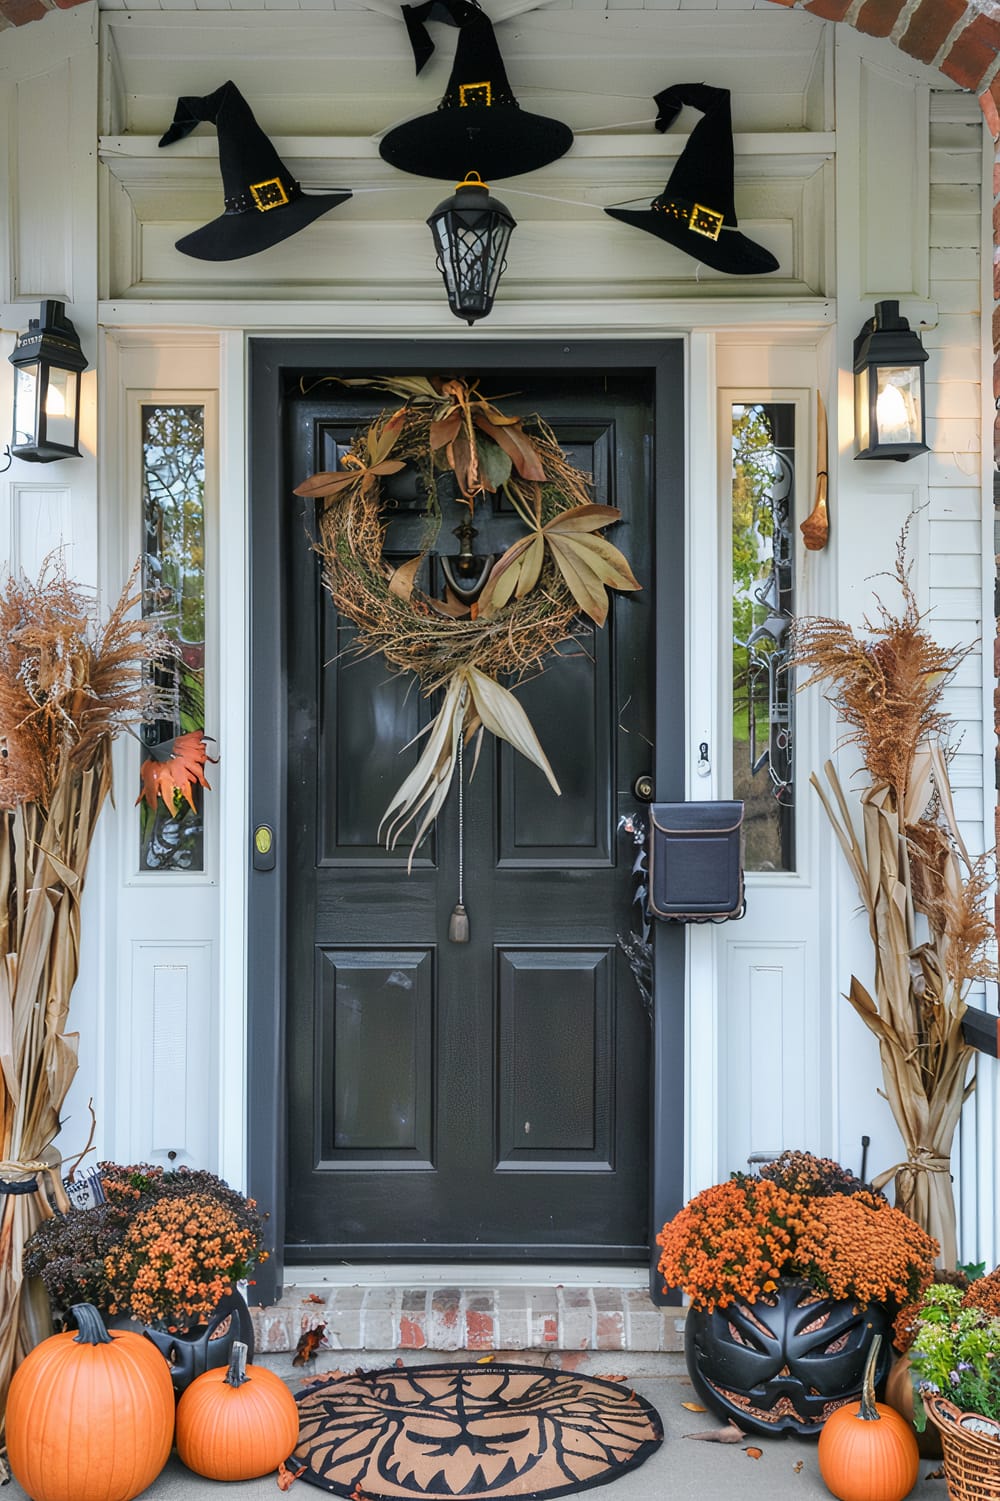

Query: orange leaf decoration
[136,729,216,813]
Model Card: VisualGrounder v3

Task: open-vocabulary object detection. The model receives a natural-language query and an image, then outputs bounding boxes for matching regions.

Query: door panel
[248,347,686,1283]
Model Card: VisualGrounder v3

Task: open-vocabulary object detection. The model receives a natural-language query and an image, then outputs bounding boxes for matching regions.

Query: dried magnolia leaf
[476,433,513,493]
[684,1422,745,1444]
[430,412,462,451]
[294,458,404,498]
[388,556,424,602]
[368,408,406,465]
[465,668,560,796]
[474,415,545,481]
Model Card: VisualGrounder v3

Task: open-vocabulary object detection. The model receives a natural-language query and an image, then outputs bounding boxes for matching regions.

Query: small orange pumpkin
[818,1333,920,1501]
[6,1303,175,1501]
[175,1338,300,1480]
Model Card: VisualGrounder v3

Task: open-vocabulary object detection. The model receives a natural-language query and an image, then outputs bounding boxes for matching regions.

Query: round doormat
[291,1363,664,1500]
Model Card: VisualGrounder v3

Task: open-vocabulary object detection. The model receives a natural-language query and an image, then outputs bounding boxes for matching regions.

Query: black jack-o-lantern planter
[685,1277,892,1438]
[104,1288,255,1395]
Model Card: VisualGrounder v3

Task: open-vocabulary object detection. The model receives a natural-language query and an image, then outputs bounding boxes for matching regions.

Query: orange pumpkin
[175,1339,300,1480]
[6,1303,175,1501]
[818,1333,920,1501]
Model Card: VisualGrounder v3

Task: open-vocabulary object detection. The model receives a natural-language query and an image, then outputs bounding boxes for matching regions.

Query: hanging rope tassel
[448,730,470,943]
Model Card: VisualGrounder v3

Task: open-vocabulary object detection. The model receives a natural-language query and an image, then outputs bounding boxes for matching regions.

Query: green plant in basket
[908,1281,1000,1429]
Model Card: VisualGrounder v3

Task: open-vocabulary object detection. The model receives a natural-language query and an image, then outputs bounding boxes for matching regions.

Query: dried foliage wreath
[294,375,640,853]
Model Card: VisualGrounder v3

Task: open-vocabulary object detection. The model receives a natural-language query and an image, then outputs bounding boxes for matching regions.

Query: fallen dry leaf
[303,1293,325,1304]
[291,1323,327,1366]
[924,1468,945,1481]
[744,1447,763,1460]
[597,1372,627,1382]
[684,1422,745,1444]
[681,1401,708,1412]
[277,1462,306,1491]
[793,1461,803,1473]
[476,1354,496,1364]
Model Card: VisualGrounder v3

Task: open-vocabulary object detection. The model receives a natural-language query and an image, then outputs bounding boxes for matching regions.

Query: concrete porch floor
[2,1350,951,1501]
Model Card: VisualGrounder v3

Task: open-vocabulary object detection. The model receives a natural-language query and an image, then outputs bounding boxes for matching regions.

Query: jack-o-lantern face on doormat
[685,1278,892,1438]
[292,1364,662,1499]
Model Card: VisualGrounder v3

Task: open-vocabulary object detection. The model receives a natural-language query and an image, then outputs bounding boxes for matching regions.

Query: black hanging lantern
[7,300,88,464]
[853,300,929,462]
[427,173,516,325]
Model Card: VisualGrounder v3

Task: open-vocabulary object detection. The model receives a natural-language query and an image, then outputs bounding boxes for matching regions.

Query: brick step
[250,1284,686,1357]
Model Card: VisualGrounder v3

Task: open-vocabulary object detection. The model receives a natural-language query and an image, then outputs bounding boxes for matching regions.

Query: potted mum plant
[658,1150,938,1437]
[23,1161,267,1391]
[903,1274,1000,1498]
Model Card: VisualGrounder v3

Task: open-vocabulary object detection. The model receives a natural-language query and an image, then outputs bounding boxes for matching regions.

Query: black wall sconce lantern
[427,173,516,325]
[3,300,88,468]
[853,300,929,462]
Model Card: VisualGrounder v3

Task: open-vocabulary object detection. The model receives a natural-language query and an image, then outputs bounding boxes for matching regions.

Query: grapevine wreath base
[294,375,640,858]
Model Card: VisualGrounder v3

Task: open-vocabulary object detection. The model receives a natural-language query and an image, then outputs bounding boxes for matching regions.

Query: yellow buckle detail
[459,81,492,107]
[250,178,290,212]
[689,204,723,241]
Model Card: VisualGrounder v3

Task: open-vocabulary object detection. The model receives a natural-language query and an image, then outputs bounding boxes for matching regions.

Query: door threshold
[284,1263,650,1288]
[252,1266,683,1357]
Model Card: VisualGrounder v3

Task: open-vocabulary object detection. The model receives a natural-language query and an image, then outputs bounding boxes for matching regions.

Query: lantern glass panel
[854,365,871,456]
[12,363,39,448]
[873,365,921,447]
[43,367,78,450]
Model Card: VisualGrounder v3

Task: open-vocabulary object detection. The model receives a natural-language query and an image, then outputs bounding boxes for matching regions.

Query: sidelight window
[138,404,208,873]
[730,401,795,873]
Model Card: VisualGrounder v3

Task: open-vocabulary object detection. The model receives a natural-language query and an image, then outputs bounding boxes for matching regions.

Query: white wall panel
[128,941,214,1167]
[858,59,929,303]
[5,483,72,581]
[12,62,74,303]
[722,943,807,1172]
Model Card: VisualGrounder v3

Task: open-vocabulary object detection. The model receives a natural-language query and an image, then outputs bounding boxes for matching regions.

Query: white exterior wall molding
[0,1,994,1262]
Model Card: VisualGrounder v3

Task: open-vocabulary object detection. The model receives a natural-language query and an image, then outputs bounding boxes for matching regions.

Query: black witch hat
[158,81,352,261]
[605,84,778,277]
[379,0,573,181]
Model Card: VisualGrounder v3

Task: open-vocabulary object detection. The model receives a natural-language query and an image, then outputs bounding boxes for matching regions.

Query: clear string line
[344,183,655,211]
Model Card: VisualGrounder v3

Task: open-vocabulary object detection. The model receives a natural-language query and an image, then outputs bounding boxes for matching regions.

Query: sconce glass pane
[43,367,78,450]
[874,365,921,446]
[731,402,795,873]
[854,365,871,456]
[138,404,207,873]
[12,363,39,447]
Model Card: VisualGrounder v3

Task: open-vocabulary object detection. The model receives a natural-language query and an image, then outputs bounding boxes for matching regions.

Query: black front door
[248,343,686,1282]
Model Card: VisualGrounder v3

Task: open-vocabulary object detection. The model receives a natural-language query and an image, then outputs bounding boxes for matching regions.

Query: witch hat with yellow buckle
[605,84,778,276]
[158,80,352,261]
[379,0,573,182]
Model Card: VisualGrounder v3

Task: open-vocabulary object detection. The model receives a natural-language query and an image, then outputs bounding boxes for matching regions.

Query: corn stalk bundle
[0,560,167,1464]
[794,539,994,1267]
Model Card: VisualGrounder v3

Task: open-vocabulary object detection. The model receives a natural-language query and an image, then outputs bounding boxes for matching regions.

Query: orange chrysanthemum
[104,1192,258,1330]
[656,1177,806,1313]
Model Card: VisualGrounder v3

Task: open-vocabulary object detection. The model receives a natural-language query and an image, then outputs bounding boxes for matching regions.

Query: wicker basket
[926,1395,1000,1500]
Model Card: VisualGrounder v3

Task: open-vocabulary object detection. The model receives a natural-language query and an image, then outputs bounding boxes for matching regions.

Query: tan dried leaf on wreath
[479,502,640,627]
